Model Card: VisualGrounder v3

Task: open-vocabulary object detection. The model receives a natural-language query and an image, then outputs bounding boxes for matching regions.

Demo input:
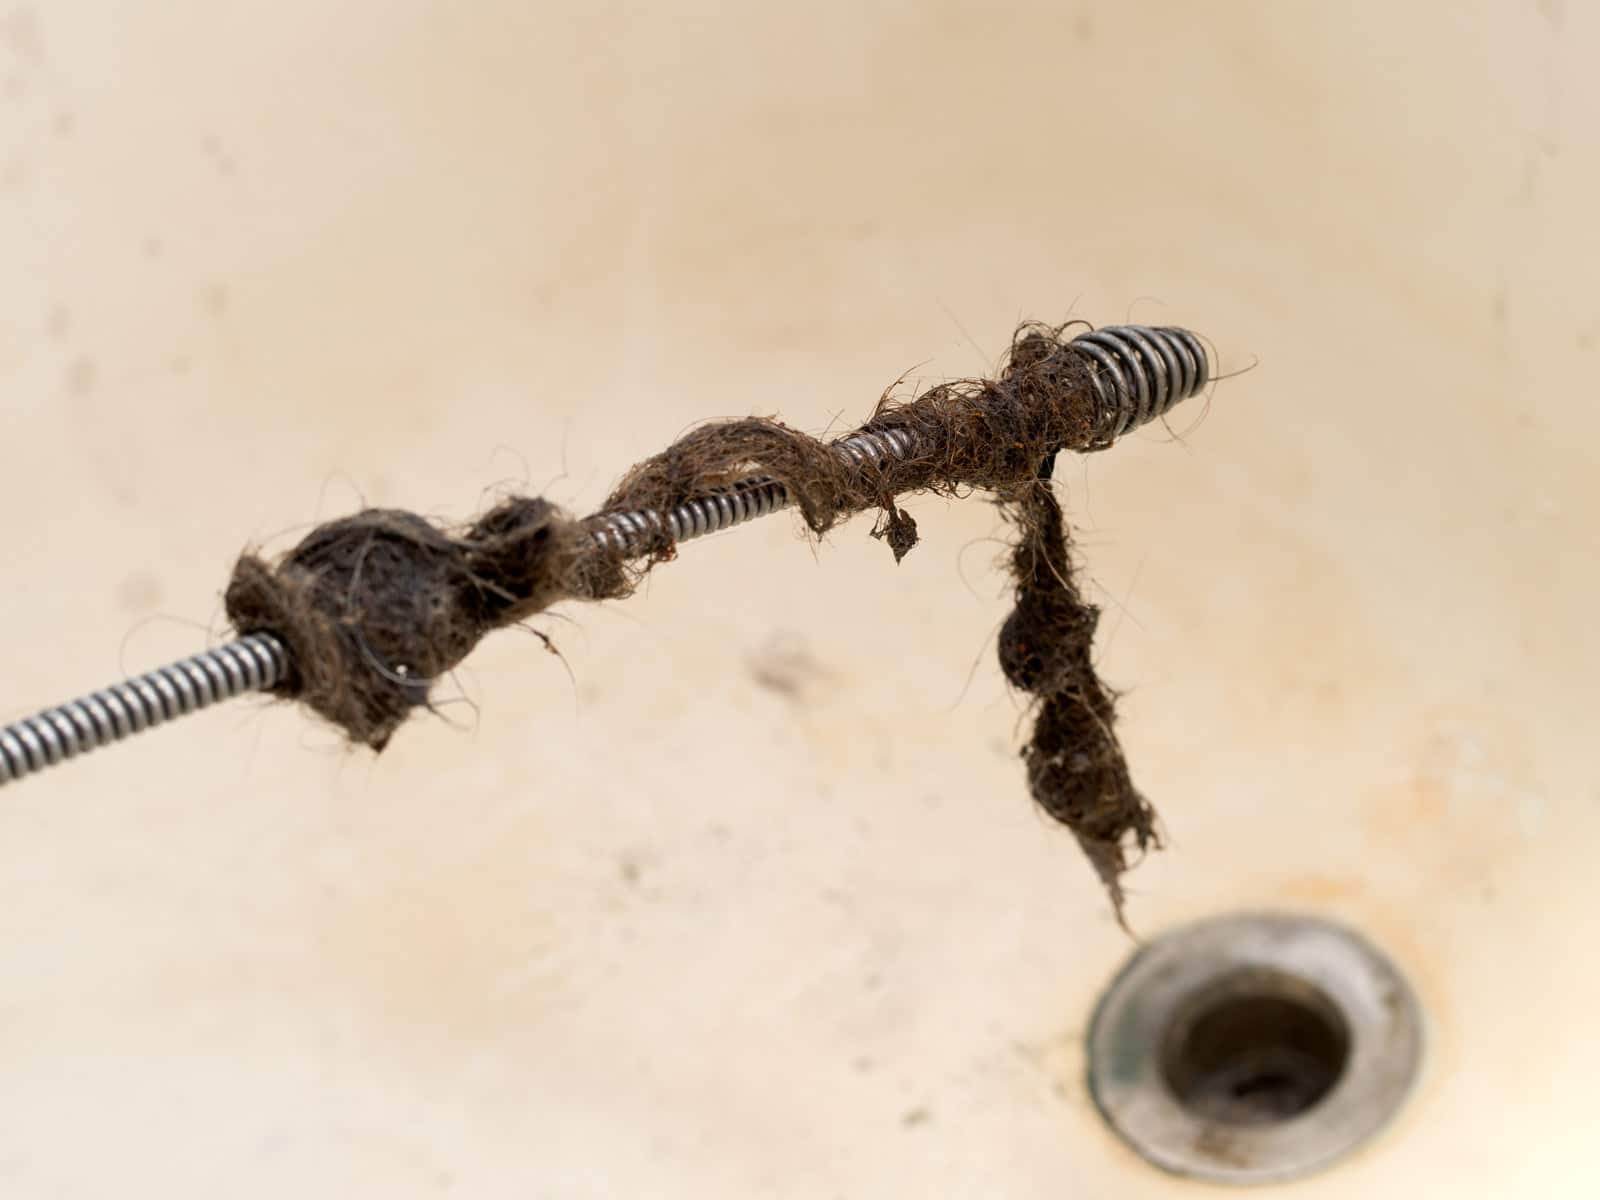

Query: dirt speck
[117,571,165,613]
[900,1106,931,1128]
[747,631,829,701]
[1,6,42,64]
[45,304,69,340]
[66,353,96,395]
[203,283,229,316]
[200,133,236,175]
[51,107,71,136]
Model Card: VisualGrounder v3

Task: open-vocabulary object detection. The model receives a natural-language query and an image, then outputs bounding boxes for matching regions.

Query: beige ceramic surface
[3,2,1596,1196]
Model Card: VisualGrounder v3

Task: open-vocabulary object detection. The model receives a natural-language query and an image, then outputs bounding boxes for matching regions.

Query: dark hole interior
[1160,969,1351,1126]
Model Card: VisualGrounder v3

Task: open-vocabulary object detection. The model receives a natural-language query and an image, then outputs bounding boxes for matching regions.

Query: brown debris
[226,500,624,750]
[225,322,1158,907]
[996,457,1159,921]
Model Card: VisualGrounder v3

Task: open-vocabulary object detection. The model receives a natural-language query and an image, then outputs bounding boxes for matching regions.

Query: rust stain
[1361,708,1543,889]
[1193,1122,1253,1169]
[1277,873,1365,907]
[1363,772,1449,844]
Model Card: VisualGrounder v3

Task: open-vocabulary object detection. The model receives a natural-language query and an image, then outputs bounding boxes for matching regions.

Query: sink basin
[1,2,1593,1195]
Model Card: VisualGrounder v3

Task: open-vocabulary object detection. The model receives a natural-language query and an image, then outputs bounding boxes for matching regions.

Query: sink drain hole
[1160,968,1350,1125]
[1086,912,1423,1184]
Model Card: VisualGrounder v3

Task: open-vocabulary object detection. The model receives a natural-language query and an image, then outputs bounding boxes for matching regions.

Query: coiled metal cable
[0,633,289,785]
[1073,325,1210,444]
[587,427,918,557]
[0,324,1211,789]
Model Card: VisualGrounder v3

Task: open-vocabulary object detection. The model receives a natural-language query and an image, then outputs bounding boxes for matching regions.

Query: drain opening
[1159,968,1350,1125]
[1086,912,1423,1184]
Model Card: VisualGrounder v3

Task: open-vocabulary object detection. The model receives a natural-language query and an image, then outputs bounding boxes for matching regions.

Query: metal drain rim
[1087,911,1423,1185]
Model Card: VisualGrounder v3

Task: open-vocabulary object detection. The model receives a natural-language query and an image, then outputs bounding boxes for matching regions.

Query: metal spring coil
[587,426,918,557]
[1071,325,1210,445]
[0,632,289,784]
[0,324,1211,789]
